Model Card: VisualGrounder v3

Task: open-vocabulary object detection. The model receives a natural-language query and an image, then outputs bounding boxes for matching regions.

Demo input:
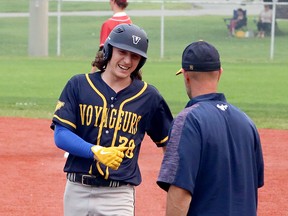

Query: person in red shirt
[91,0,132,72]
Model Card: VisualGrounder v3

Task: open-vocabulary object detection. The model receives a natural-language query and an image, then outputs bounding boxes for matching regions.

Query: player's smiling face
[107,47,141,79]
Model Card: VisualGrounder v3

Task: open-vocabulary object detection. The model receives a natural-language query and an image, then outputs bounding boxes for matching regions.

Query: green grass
[1,56,287,129]
[0,0,193,13]
[0,11,288,129]
[1,15,287,60]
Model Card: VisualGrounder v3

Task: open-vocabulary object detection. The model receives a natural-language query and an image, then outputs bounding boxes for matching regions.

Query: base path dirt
[0,117,287,216]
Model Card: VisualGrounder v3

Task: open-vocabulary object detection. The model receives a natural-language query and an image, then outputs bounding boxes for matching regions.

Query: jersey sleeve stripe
[155,135,169,145]
[53,114,77,129]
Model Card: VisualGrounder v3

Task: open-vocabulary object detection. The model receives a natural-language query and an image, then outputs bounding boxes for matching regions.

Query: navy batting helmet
[103,23,148,71]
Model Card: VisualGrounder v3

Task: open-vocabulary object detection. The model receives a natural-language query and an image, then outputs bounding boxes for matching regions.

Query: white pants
[64,180,135,216]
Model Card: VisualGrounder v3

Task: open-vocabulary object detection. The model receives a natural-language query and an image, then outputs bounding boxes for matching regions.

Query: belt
[67,173,127,187]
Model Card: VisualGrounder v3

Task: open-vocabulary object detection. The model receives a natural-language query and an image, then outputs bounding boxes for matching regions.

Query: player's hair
[92,24,148,80]
[115,0,128,9]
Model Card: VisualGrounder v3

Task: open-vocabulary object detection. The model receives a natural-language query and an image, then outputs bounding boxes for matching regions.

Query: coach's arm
[166,185,192,216]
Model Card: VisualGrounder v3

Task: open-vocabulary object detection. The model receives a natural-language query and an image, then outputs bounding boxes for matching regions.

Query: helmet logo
[132,35,141,45]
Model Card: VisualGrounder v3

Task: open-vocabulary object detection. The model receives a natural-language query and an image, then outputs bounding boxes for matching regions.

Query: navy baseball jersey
[157,93,264,216]
[51,72,173,185]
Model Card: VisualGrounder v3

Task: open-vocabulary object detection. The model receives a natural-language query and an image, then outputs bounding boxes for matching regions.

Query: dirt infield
[0,117,287,216]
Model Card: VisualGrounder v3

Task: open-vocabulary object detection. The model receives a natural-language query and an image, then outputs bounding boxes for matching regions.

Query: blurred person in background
[229,8,247,36]
[257,4,272,38]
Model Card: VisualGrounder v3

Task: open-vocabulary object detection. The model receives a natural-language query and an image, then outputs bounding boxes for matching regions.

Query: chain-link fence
[0,0,287,61]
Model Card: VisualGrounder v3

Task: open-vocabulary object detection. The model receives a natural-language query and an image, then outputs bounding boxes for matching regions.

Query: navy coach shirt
[157,93,264,216]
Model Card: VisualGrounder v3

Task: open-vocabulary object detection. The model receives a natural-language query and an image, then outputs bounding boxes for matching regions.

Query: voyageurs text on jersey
[51,72,173,185]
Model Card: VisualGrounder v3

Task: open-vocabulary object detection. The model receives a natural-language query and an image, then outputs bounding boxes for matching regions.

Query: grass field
[0,0,193,12]
[0,3,288,129]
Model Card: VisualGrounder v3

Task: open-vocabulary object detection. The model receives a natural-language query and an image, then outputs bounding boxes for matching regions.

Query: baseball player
[91,0,132,72]
[51,23,173,216]
[157,41,264,215]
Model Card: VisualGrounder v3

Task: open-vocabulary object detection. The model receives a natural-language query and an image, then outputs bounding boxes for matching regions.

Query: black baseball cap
[176,40,221,75]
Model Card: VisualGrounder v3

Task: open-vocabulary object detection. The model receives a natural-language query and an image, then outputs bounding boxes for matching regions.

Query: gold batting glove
[91,145,128,170]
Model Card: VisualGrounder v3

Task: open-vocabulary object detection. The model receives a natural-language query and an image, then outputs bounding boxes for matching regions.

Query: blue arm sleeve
[54,124,94,159]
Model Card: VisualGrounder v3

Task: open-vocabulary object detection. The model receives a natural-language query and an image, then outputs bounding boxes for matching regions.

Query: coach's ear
[183,70,190,81]
[217,67,223,81]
